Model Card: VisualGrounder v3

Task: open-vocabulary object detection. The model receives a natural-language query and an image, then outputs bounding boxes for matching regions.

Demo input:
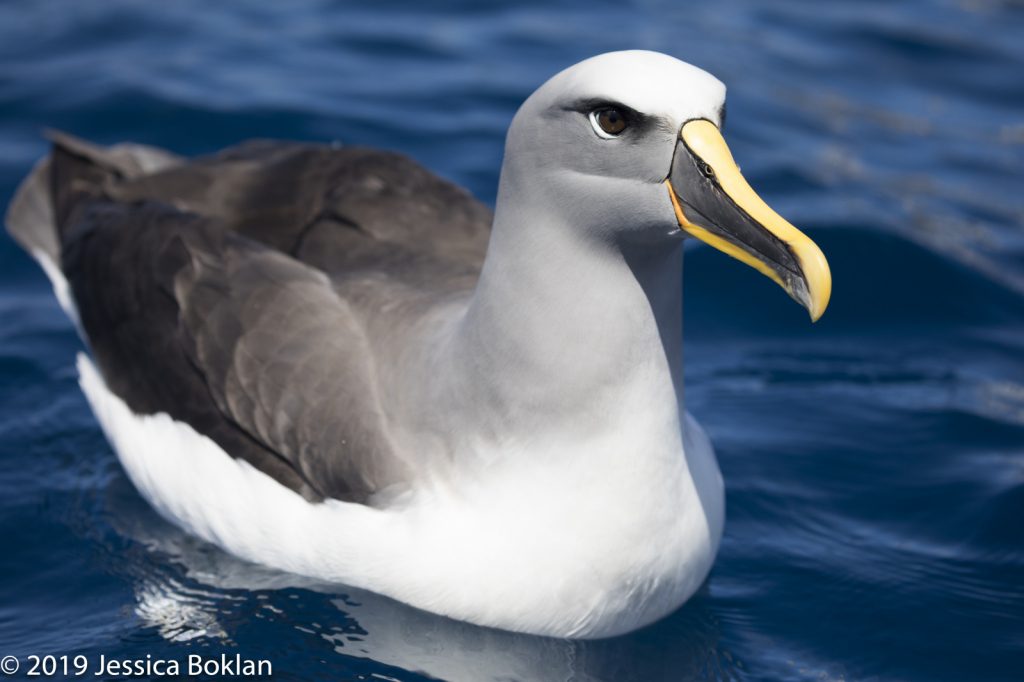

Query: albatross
[5,50,830,639]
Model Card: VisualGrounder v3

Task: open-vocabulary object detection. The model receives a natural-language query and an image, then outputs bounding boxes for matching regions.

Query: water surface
[1,1,1022,680]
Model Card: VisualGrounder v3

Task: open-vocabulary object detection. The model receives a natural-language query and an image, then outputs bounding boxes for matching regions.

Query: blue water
[1,1,1022,680]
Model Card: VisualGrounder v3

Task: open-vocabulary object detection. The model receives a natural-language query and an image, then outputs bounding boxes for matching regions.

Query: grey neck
[437,178,687,445]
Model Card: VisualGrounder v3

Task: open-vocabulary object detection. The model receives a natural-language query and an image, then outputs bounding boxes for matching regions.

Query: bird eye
[702,163,715,178]
[590,108,628,137]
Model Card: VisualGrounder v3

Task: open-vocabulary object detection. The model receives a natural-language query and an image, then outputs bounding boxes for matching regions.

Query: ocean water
[1,0,1023,680]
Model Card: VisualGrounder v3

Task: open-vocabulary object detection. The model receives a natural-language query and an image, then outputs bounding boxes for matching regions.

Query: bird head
[501,50,830,321]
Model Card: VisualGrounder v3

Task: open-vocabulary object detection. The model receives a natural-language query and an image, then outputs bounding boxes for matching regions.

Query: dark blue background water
[1,1,1022,680]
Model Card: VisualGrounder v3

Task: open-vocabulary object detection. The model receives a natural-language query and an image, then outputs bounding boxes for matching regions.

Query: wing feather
[23,133,492,504]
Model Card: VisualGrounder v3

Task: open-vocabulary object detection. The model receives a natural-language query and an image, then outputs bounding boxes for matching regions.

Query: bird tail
[5,130,182,263]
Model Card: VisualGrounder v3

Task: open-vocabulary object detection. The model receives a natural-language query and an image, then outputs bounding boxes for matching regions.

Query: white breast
[78,351,723,638]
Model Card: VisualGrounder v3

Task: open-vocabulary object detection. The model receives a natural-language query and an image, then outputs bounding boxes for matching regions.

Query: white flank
[77,352,723,638]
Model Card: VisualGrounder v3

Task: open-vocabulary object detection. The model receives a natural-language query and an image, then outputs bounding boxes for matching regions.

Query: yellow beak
[666,119,831,322]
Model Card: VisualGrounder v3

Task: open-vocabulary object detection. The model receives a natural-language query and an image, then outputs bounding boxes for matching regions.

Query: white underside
[76,346,723,638]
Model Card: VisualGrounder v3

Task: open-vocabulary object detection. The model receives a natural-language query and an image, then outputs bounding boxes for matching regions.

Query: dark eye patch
[564,98,663,139]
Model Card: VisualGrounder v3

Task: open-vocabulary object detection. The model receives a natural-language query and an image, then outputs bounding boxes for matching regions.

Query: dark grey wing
[162,220,408,502]
[108,139,493,282]
[60,197,320,500]
[14,132,492,504]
